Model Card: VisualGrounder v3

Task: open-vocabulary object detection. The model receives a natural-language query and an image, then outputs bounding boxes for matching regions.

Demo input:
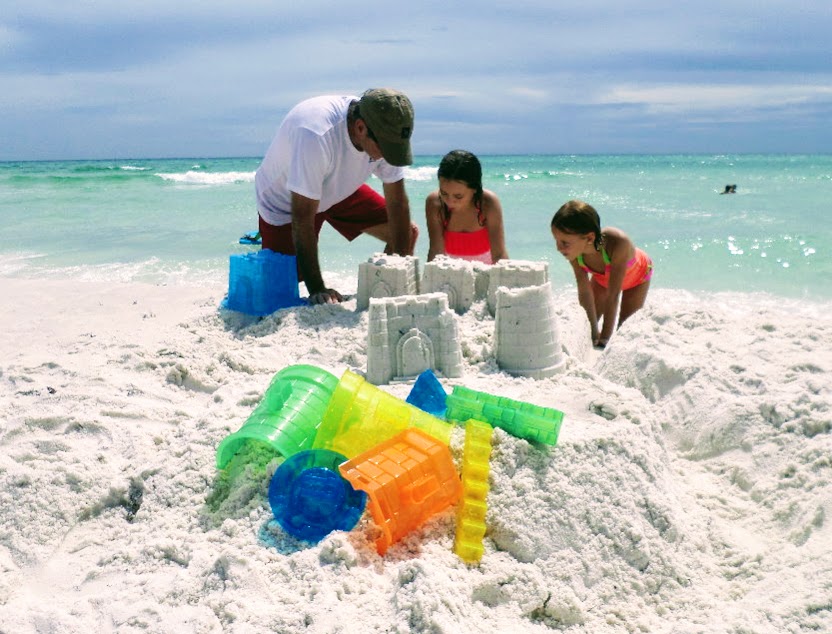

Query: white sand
[1,276,830,633]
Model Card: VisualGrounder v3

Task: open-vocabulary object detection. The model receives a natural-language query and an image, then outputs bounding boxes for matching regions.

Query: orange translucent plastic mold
[339,428,462,555]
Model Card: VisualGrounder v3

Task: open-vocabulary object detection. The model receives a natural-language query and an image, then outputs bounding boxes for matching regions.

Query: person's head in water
[437,150,484,214]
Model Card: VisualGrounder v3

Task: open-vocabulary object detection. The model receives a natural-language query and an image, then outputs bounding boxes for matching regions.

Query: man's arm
[291,191,343,304]
[382,179,413,255]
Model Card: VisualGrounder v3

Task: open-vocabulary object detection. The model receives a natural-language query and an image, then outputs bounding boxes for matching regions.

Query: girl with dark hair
[551,199,653,349]
[425,150,508,264]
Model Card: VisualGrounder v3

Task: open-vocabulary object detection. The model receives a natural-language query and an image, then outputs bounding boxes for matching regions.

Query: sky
[1,1,831,160]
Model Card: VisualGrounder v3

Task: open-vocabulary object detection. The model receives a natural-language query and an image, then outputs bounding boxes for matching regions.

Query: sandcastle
[356,253,420,311]
[421,255,483,313]
[494,281,566,379]
[366,292,463,385]
[358,254,565,382]
[486,259,549,316]
[356,253,550,316]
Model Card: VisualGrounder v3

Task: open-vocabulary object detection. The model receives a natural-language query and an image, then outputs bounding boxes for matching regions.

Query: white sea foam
[155,170,255,185]
[402,165,438,181]
[547,169,584,177]
[0,256,227,288]
[0,252,47,276]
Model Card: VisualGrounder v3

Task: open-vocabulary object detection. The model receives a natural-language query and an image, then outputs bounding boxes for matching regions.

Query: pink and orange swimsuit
[577,246,653,290]
[442,206,493,264]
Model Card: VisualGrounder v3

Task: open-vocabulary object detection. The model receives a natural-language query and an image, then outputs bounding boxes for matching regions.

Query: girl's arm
[598,230,634,344]
[424,191,446,262]
[571,259,600,342]
[482,190,509,263]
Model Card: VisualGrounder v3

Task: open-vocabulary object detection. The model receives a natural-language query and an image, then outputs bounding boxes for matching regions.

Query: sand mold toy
[454,420,494,563]
[313,369,453,459]
[224,249,305,316]
[445,385,564,446]
[216,361,566,556]
[216,364,338,468]
[339,428,462,555]
[405,369,448,418]
[268,449,367,542]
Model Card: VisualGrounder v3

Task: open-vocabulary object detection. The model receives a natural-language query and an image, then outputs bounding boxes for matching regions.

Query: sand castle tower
[356,253,420,311]
[366,292,463,385]
[486,259,549,316]
[421,255,478,313]
[494,281,565,379]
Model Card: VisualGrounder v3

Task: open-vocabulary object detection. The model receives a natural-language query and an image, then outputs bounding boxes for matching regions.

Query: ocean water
[1,154,830,299]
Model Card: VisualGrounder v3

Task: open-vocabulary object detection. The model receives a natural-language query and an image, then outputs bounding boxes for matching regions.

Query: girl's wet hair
[551,199,603,250]
[437,150,483,209]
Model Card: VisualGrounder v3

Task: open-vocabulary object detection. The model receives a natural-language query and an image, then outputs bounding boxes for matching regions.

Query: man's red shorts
[258,184,387,254]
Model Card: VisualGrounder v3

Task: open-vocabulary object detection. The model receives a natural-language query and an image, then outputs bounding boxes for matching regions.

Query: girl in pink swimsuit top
[442,205,492,263]
[551,199,653,349]
[425,150,508,265]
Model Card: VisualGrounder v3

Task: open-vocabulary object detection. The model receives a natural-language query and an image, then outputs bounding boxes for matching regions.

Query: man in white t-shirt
[255,88,418,305]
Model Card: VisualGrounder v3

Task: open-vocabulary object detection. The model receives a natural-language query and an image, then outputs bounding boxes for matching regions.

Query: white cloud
[0,24,25,51]
[5,1,341,24]
[507,86,550,101]
[601,83,832,114]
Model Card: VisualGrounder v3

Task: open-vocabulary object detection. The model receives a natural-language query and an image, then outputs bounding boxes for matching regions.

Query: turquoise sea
[1,154,830,299]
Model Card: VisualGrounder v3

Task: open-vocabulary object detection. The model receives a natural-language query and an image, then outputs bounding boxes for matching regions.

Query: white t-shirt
[255,95,406,227]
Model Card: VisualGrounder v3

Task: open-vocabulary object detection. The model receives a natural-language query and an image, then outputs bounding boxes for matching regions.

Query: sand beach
[1,275,830,633]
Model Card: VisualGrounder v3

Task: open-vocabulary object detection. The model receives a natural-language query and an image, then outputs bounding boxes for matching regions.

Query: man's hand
[308,288,344,305]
